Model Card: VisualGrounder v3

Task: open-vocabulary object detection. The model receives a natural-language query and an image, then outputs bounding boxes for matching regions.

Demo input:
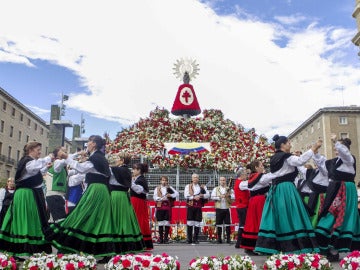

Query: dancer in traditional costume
[131,163,153,250]
[233,167,250,248]
[44,146,68,223]
[313,134,360,261]
[0,141,53,258]
[109,153,144,253]
[210,176,234,244]
[153,175,179,244]
[184,173,210,244]
[66,169,84,214]
[0,177,15,227]
[50,135,115,262]
[239,160,274,254]
[254,134,321,255]
[295,163,329,227]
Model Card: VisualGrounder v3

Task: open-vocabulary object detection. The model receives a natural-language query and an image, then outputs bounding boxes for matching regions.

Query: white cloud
[0,0,359,140]
[274,14,307,25]
[27,105,50,116]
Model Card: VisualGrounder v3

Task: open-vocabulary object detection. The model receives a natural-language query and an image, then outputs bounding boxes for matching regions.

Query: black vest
[85,151,111,184]
[130,175,148,199]
[15,156,44,188]
[325,156,356,182]
[270,151,298,184]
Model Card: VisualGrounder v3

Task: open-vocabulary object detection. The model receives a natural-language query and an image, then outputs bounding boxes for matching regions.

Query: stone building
[352,0,360,49]
[288,106,360,180]
[0,87,50,180]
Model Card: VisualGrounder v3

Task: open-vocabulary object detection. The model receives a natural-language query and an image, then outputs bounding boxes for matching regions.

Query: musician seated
[153,176,179,244]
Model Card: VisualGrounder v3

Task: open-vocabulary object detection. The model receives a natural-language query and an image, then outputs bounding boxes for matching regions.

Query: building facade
[288,106,360,180]
[352,0,360,48]
[0,88,50,180]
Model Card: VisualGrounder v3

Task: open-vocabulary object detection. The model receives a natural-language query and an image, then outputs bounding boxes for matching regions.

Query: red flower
[65,263,75,270]
[152,266,160,270]
[311,261,319,268]
[201,264,210,270]
[152,257,162,263]
[1,261,8,267]
[113,256,120,264]
[57,254,64,259]
[47,261,54,269]
[142,260,150,267]
[351,261,359,269]
[287,261,295,269]
[77,261,85,268]
[275,259,281,267]
[30,266,39,270]
[122,259,131,268]
[221,264,228,270]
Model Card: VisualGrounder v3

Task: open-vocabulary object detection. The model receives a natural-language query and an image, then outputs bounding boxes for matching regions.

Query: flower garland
[22,253,97,270]
[104,252,180,270]
[340,250,360,270]
[107,107,274,170]
[188,255,257,270]
[263,253,332,270]
[0,252,16,270]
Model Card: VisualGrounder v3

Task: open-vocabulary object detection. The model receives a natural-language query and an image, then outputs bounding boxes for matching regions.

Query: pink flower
[1,260,8,267]
[153,257,161,263]
[161,253,169,257]
[135,256,143,262]
[57,254,64,259]
[11,262,16,270]
[77,261,85,268]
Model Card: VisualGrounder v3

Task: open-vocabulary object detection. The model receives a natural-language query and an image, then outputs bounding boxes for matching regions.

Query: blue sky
[0,0,359,141]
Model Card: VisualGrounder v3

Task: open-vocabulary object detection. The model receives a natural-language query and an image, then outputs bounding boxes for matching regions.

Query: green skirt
[315,182,360,253]
[303,193,324,228]
[0,188,52,256]
[254,182,319,255]
[111,190,144,253]
[51,183,115,257]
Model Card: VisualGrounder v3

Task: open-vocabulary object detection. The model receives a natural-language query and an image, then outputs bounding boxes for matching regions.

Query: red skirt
[240,194,266,250]
[131,197,153,249]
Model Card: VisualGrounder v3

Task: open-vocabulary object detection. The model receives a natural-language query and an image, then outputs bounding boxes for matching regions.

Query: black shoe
[245,249,259,256]
[13,256,25,262]
[187,240,193,244]
[193,240,200,244]
[217,240,222,244]
[163,239,169,244]
[97,256,111,264]
[327,248,339,262]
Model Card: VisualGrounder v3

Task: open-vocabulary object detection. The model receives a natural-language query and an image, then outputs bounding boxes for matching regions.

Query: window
[16,150,20,162]
[0,142,2,154]
[310,125,314,133]
[340,133,349,139]
[339,116,348,125]
[2,101,6,111]
[45,147,48,155]
[0,120,4,133]
[18,131,22,141]
[26,135,29,142]
[6,170,10,179]
[34,123,38,131]
[20,113,24,122]
[41,127,44,135]
[7,146,11,159]
[317,120,320,129]
[9,126,13,137]
[27,118,31,127]
[11,107,15,117]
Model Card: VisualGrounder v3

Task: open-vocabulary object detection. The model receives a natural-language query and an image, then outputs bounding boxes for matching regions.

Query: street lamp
[61,93,69,118]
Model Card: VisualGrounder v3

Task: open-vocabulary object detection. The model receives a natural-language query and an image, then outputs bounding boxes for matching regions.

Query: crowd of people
[0,132,357,263]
